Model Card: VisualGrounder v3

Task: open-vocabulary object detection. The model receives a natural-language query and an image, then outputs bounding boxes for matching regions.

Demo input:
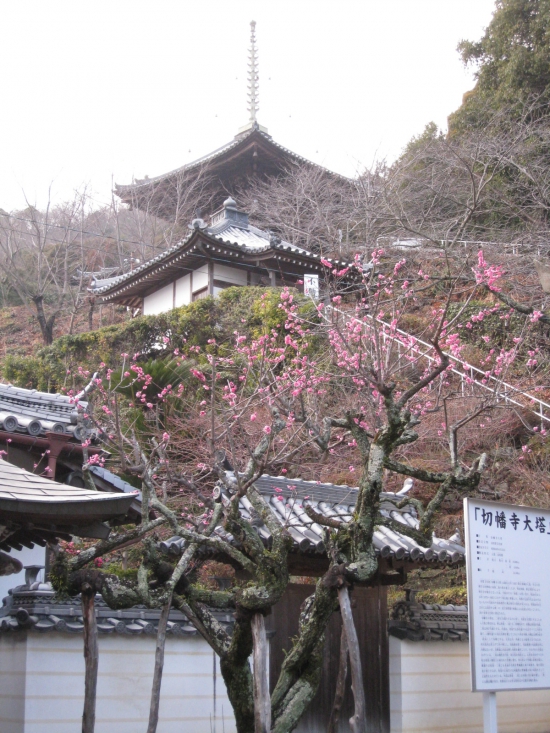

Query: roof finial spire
[237,21,268,136]
[247,20,259,123]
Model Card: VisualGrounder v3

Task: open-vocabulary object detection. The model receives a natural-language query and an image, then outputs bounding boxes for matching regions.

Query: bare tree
[239,162,379,258]
[0,189,91,344]
[48,259,529,732]
[372,100,550,254]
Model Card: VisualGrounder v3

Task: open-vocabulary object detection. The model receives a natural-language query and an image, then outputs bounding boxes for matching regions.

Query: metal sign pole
[483,692,497,733]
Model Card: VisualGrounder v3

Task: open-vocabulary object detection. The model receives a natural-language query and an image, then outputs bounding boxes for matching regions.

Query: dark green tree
[450,0,550,130]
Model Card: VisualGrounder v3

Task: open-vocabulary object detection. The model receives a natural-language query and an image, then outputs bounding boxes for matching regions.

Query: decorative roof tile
[160,474,466,566]
[389,589,468,641]
[0,579,233,636]
[0,382,88,436]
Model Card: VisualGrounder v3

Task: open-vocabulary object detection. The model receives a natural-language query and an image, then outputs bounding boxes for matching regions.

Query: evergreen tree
[450,0,550,130]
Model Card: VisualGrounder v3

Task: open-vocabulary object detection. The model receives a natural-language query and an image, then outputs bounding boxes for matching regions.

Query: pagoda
[114,22,349,221]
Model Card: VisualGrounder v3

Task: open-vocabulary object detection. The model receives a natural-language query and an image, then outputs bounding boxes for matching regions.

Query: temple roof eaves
[0,460,139,552]
[93,214,357,303]
[114,126,352,197]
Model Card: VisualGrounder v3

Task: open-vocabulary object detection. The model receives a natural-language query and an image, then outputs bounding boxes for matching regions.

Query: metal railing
[327,306,550,426]
[379,236,550,257]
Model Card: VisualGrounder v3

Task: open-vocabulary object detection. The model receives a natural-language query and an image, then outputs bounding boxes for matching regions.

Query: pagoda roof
[94,199,358,308]
[114,125,352,219]
[0,460,139,552]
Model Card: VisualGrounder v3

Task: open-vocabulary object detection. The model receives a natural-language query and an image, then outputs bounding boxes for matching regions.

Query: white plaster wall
[175,274,191,307]
[0,632,236,733]
[389,637,550,733]
[0,631,27,733]
[0,546,45,602]
[213,264,247,286]
[141,264,258,313]
[192,265,209,294]
[143,283,174,316]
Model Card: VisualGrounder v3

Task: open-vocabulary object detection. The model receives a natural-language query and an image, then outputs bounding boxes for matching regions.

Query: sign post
[464,498,550,732]
[482,692,497,733]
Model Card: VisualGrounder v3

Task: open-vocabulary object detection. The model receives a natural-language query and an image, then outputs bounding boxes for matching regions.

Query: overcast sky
[0,0,496,212]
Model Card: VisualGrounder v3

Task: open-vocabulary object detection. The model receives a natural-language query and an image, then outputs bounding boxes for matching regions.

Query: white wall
[389,637,550,733]
[142,263,266,315]
[175,274,191,307]
[0,631,27,733]
[192,265,208,294]
[143,283,173,316]
[213,264,247,287]
[141,263,265,315]
[0,631,236,733]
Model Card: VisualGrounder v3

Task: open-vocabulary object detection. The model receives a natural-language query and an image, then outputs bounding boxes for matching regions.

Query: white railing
[379,236,549,256]
[327,306,550,426]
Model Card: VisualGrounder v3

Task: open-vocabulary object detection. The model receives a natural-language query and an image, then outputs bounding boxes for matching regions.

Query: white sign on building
[303,274,319,300]
[464,498,550,692]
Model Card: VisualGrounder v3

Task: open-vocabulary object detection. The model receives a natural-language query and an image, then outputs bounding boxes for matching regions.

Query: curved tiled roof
[160,474,466,566]
[389,590,468,641]
[115,126,351,194]
[0,461,139,551]
[0,460,137,511]
[88,465,140,496]
[0,382,87,436]
[92,231,194,295]
[0,580,233,636]
[93,213,355,299]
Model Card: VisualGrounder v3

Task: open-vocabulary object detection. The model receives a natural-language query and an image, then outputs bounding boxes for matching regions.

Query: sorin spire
[247,20,259,123]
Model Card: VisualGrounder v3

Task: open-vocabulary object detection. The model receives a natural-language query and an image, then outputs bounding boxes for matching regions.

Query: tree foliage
[1,288,307,392]
[450,0,550,129]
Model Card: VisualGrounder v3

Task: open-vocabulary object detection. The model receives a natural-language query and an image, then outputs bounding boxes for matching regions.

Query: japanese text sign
[303,274,319,301]
[464,498,550,691]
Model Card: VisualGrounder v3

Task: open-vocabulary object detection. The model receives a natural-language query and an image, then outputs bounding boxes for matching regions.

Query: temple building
[94,196,359,313]
[0,380,141,596]
[93,22,361,314]
[114,21,351,223]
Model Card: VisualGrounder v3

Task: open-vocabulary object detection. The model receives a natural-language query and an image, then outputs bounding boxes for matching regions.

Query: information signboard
[464,498,550,692]
[303,274,319,301]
